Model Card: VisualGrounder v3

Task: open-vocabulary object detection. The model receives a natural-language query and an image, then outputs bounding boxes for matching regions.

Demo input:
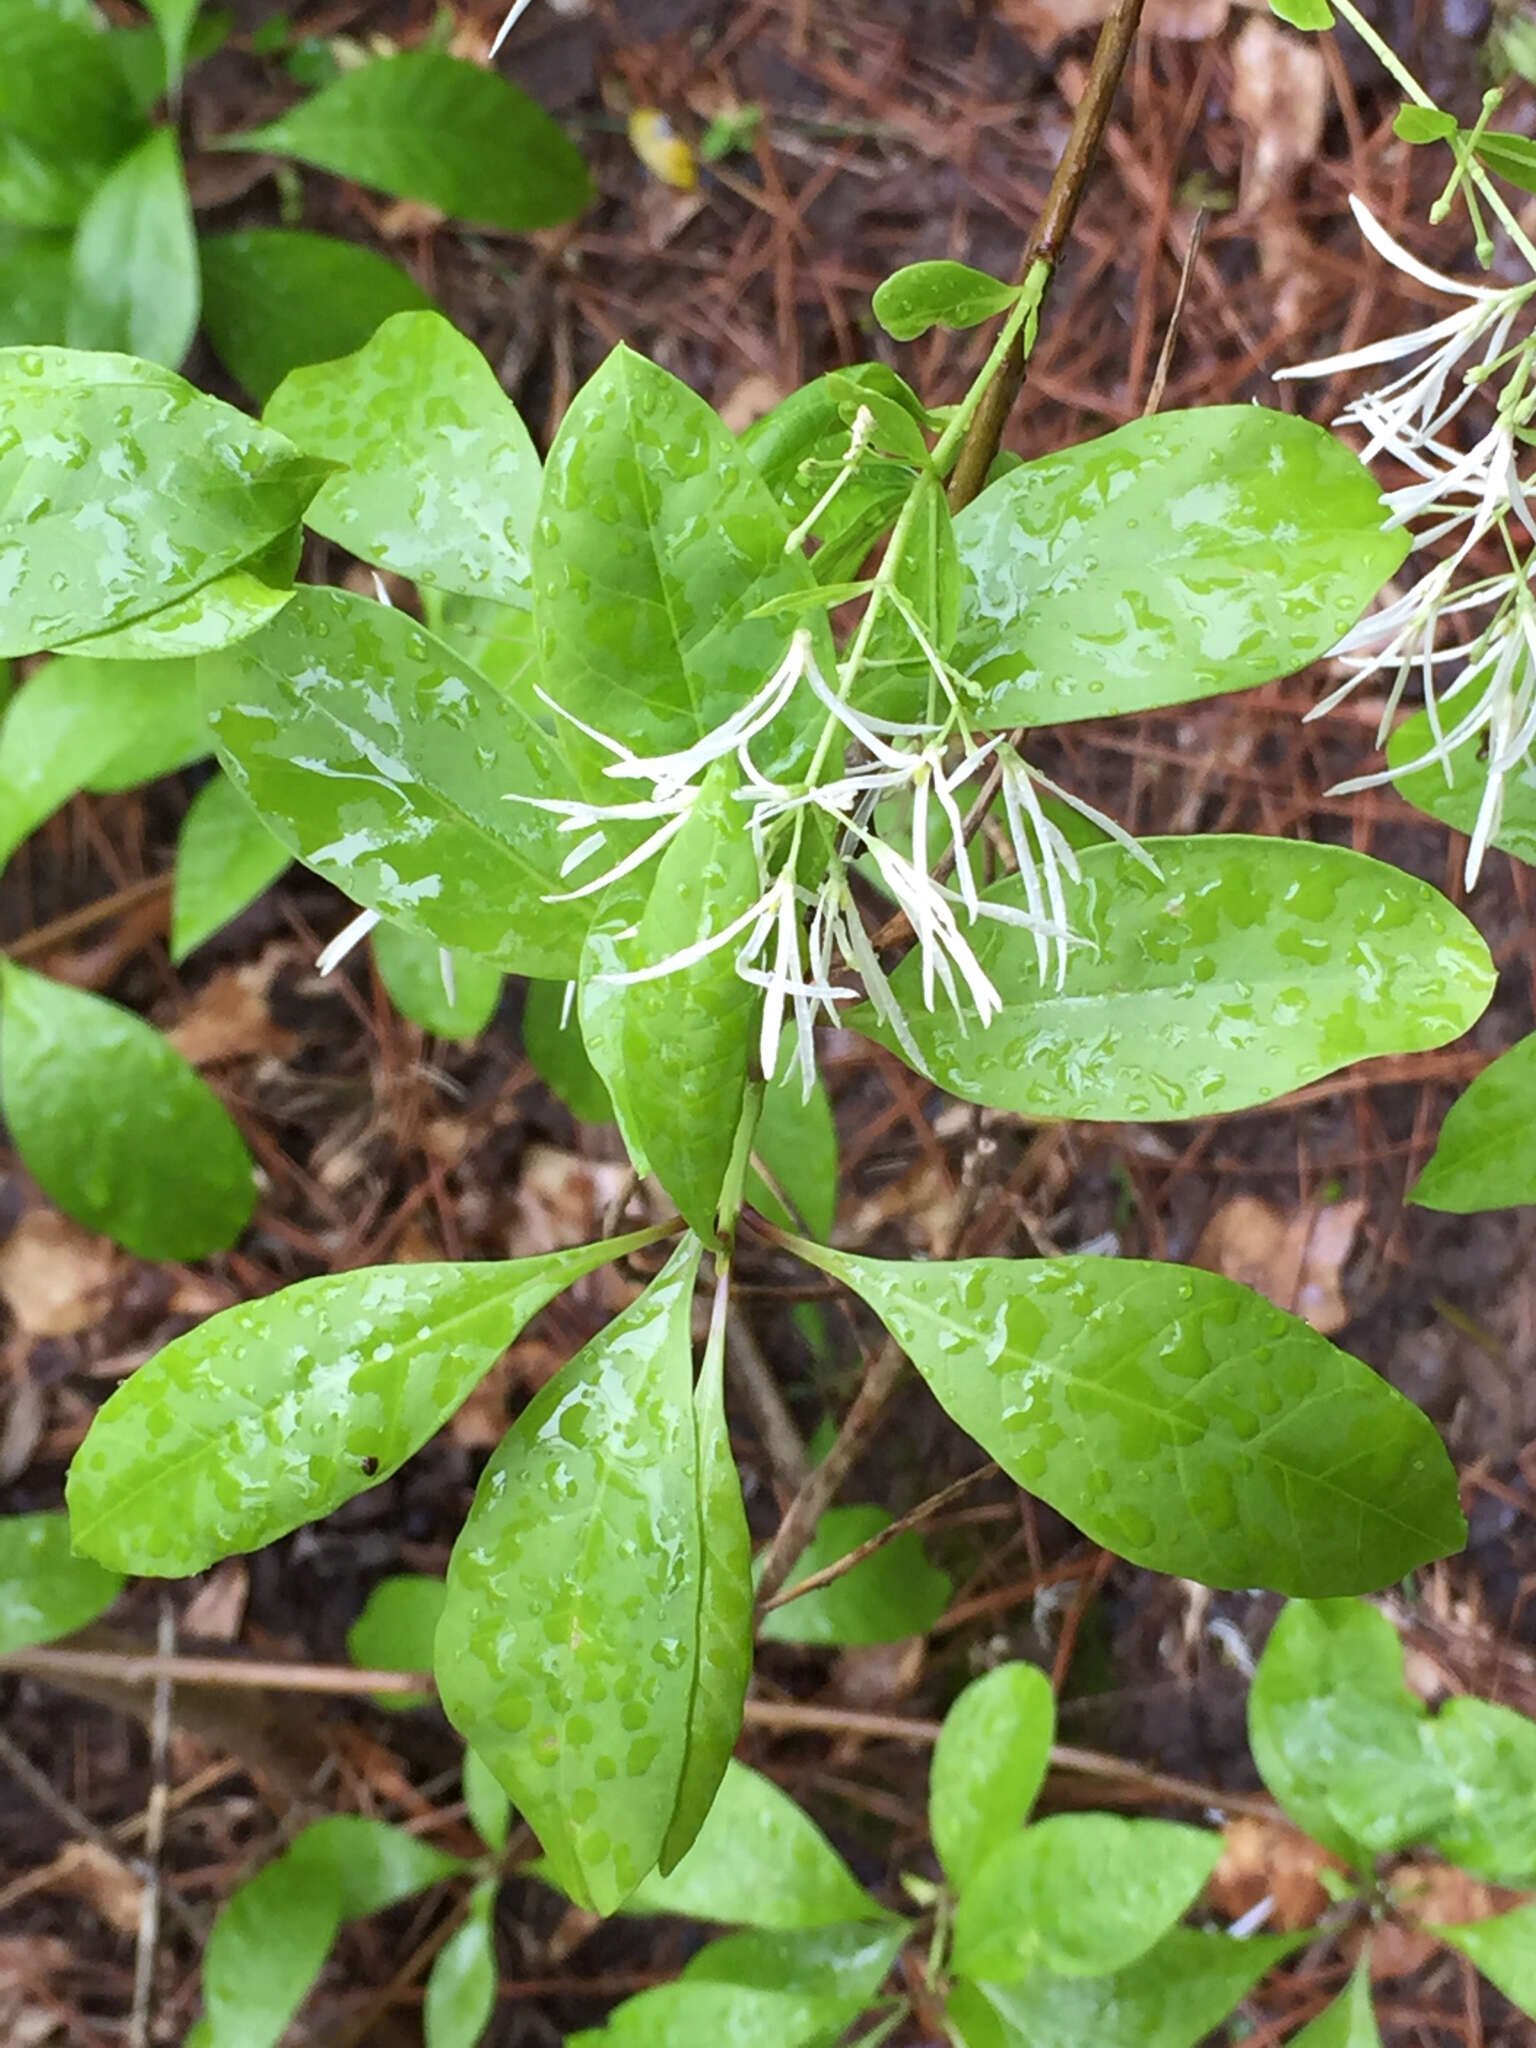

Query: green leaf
[200,229,434,405]
[659,1281,753,1872]
[0,348,327,657]
[577,880,655,1174]
[522,980,615,1124]
[952,407,1406,725]
[757,1502,952,1646]
[1394,105,1459,143]
[291,1812,462,1917]
[534,344,833,767]
[1473,129,1536,195]
[617,761,761,1240]
[1288,1962,1380,2045]
[436,1240,704,1915]
[872,260,1020,341]
[1268,0,1334,28]
[201,586,589,979]
[1388,712,1536,868]
[0,1,145,228]
[60,530,299,662]
[0,961,256,1259]
[749,1059,837,1238]
[345,1573,444,1710]
[462,1747,512,1855]
[861,836,1495,1121]
[143,0,200,92]
[1411,1031,1536,1212]
[1248,1599,1446,1864]
[1426,1697,1536,1881]
[108,10,230,116]
[170,771,289,960]
[0,227,70,343]
[425,1878,499,2048]
[66,128,198,367]
[0,1510,121,1653]
[930,1661,1054,1894]
[951,1813,1220,1982]
[1436,1902,1536,2018]
[223,51,591,231]
[948,1927,1299,2048]
[787,1243,1467,1596]
[83,662,208,786]
[265,312,539,606]
[624,1756,880,1929]
[195,1848,341,2048]
[66,1230,655,1574]
[422,588,540,717]
[371,922,502,1040]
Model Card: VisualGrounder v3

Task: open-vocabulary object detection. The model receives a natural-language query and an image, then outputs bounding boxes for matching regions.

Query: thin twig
[128,1598,174,2048]
[1141,208,1208,418]
[7,873,172,961]
[2,1645,430,1694]
[758,1463,996,1613]
[727,1306,810,1495]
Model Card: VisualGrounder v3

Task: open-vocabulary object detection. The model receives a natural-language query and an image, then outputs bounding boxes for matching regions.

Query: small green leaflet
[1436,1902,1536,2019]
[171,771,290,961]
[522,979,614,1125]
[1411,1031,1536,1212]
[750,1057,838,1239]
[952,406,1405,725]
[785,1242,1466,1595]
[0,1510,122,1654]
[1472,129,1536,196]
[872,260,1021,341]
[1393,106,1458,144]
[221,50,592,231]
[425,1877,499,2048]
[1425,1696,1536,1881]
[143,0,201,92]
[930,1661,1054,1893]
[66,129,199,368]
[371,922,503,1040]
[1388,712,1536,869]
[0,963,256,1261]
[860,837,1494,1122]
[462,1747,512,1855]
[1287,1961,1381,2046]
[757,1502,952,1647]
[345,1573,444,1711]
[1267,0,1333,29]
[0,2,145,229]
[66,1230,661,1574]
[265,312,541,606]
[436,1240,704,1915]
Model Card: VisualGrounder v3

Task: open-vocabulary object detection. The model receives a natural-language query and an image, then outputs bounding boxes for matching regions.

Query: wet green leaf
[522,979,615,1124]
[265,312,539,606]
[0,962,256,1259]
[1387,713,1536,868]
[171,771,289,960]
[947,1927,1300,2048]
[1248,1599,1447,1864]
[872,260,1020,340]
[371,923,502,1040]
[0,1,145,227]
[1426,1697,1536,1881]
[1436,1902,1536,2017]
[1411,1031,1536,1212]
[749,1059,837,1239]
[143,0,200,92]
[625,1757,880,1928]
[757,1502,952,1647]
[437,1240,704,1915]
[577,881,654,1174]
[346,1573,444,1710]
[67,1230,656,1574]
[194,1849,340,2048]
[200,229,434,405]
[201,586,590,979]
[930,1661,1054,1893]
[953,407,1405,724]
[861,837,1494,1121]
[952,1813,1220,1981]
[0,1510,122,1652]
[462,1747,511,1854]
[790,1244,1467,1595]
[61,529,300,661]
[425,1878,499,2048]
[293,1813,462,1917]
[534,345,833,770]
[859,466,960,722]
[1288,1962,1380,2045]
[1394,106,1458,144]
[67,129,198,367]
[422,588,540,717]
[0,348,327,656]
[223,51,591,231]
[84,664,208,786]
[0,228,70,343]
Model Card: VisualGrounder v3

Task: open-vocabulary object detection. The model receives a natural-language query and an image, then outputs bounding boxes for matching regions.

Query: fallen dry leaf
[168,950,299,1067]
[1373,1863,1522,1977]
[718,373,788,435]
[22,1842,144,1937]
[1002,0,1225,48]
[0,1211,123,1338]
[1209,1815,1332,1932]
[182,1560,250,1643]
[1230,15,1328,213]
[1193,1193,1365,1333]
[509,1144,636,1256]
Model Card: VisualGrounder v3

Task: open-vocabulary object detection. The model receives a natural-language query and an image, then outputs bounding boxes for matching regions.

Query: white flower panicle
[1282,196,1536,882]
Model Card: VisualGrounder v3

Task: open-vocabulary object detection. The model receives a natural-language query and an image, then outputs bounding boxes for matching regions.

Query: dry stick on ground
[127,1597,175,2048]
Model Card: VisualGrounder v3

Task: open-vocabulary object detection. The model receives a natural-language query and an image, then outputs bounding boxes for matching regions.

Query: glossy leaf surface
[862,837,1494,1121]
[872,259,1019,340]
[371,923,502,1040]
[67,1232,651,1573]
[202,587,588,978]
[436,1241,704,1915]
[425,1878,498,2048]
[951,1813,1220,1981]
[293,1813,462,1917]
[522,980,614,1125]
[1426,1697,1536,1881]
[194,1849,340,2048]
[200,229,433,404]
[795,1243,1466,1595]
[345,1573,444,1710]
[171,770,289,960]
[265,312,540,605]
[577,881,654,1174]
[0,3,144,227]
[462,1746,511,1854]
[1437,1903,1536,2018]
[0,348,326,656]
[1,962,256,1260]
[1387,715,1536,869]
[930,1660,1054,1893]
[1411,1032,1536,1212]
[534,345,832,767]
[0,1510,121,1652]
[757,1502,952,1646]
[61,532,299,661]
[1289,1963,1380,2046]
[953,407,1405,724]
[67,129,198,368]
[224,51,591,231]
[625,1757,879,1928]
